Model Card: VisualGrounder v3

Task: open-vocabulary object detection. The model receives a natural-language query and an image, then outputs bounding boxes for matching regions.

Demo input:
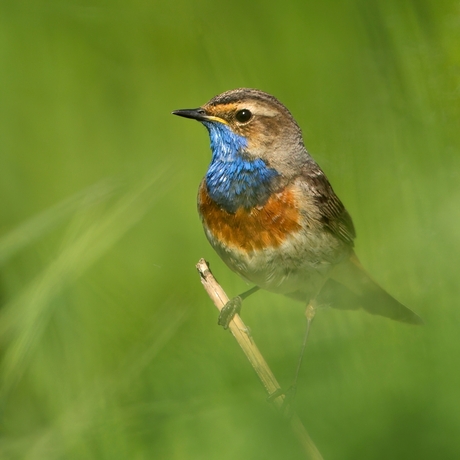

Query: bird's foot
[218,296,242,329]
[280,385,297,417]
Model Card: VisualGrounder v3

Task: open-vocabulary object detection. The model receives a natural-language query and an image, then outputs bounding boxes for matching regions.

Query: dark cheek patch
[199,183,302,252]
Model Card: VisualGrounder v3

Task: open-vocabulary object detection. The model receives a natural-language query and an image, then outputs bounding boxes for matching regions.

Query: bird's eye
[235,109,252,123]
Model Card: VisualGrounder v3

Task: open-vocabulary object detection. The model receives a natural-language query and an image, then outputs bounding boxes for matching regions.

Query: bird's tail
[323,252,423,325]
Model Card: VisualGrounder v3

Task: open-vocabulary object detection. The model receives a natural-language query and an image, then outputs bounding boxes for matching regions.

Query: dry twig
[196,258,324,460]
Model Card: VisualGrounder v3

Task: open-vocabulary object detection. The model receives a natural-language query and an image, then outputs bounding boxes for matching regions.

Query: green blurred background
[1,1,459,459]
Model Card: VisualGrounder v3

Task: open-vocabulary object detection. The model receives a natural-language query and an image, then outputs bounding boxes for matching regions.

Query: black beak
[172,108,208,122]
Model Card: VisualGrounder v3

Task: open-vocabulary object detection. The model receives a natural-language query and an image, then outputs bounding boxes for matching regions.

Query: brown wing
[300,162,356,246]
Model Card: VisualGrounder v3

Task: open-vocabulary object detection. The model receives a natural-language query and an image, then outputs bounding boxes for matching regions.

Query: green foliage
[0,1,459,458]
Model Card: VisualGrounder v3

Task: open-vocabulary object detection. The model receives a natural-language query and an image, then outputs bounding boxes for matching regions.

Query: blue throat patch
[202,121,279,213]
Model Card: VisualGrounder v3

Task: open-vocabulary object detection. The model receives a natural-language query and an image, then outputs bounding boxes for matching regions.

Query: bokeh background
[1,1,459,459]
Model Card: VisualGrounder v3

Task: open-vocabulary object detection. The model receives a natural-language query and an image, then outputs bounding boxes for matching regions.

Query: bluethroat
[173,88,422,331]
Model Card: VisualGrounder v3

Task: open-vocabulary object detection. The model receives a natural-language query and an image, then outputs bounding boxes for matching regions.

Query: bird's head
[173,88,307,178]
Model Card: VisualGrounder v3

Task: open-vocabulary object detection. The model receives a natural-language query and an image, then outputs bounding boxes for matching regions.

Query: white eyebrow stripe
[237,102,278,118]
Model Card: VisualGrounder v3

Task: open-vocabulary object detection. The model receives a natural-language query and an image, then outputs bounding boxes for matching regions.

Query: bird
[173,88,422,331]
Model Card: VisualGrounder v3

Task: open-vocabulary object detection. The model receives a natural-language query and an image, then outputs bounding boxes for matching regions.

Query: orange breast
[198,182,302,252]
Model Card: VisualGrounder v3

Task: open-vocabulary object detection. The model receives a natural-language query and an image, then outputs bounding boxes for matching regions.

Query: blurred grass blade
[27,303,188,460]
[0,180,118,266]
[0,166,173,397]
